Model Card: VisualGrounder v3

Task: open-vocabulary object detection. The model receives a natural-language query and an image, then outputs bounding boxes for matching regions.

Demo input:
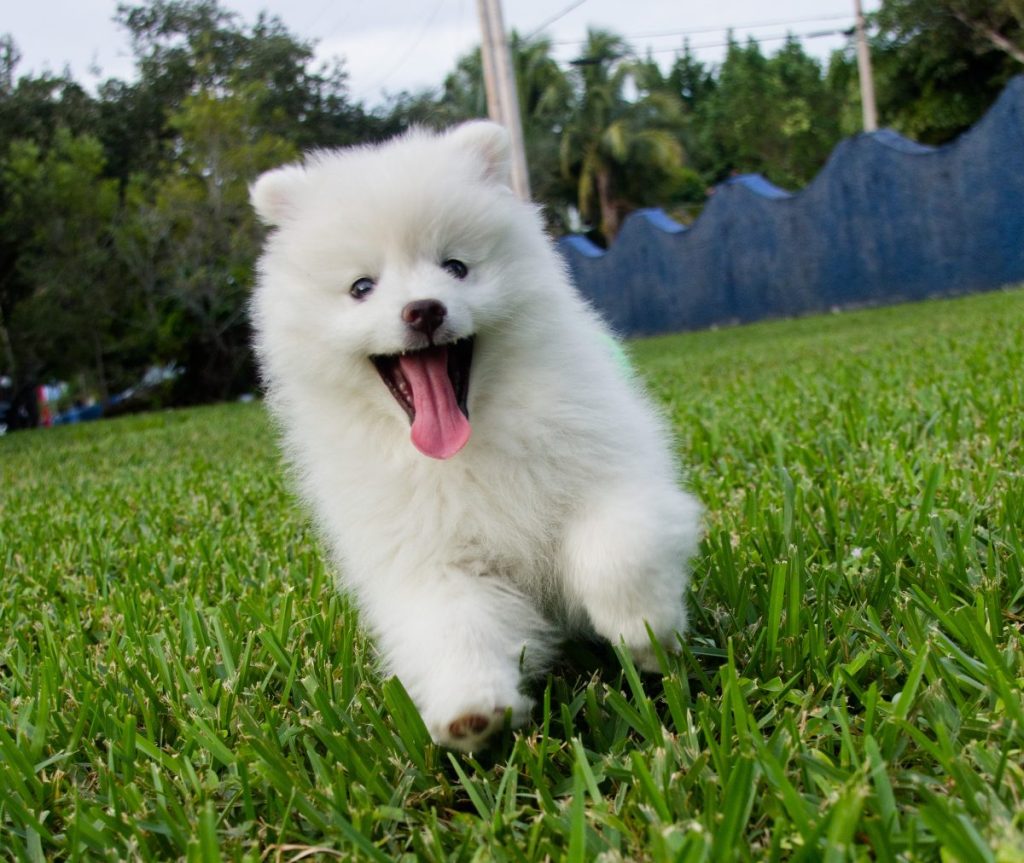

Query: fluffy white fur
[249,122,703,751]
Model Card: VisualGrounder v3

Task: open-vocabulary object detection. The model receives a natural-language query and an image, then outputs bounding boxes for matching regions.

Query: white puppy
[249,122,702,751]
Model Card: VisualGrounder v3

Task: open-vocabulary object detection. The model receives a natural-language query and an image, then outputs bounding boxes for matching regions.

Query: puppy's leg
[562,483,702,671]
[362,569,553,751]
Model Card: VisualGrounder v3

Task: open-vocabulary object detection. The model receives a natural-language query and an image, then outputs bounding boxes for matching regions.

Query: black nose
[402,299,447,336]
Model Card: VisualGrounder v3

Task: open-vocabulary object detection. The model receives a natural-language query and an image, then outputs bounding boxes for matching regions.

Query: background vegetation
[2,288,1024,859]
[0,0,1021,404]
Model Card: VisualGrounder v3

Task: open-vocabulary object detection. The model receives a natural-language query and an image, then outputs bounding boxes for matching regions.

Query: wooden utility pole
[853,0,878,131]
[476,0,531,200]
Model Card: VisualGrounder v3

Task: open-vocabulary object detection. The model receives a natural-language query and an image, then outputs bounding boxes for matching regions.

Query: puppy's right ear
[447,121,512,188]
[250,164,307,226]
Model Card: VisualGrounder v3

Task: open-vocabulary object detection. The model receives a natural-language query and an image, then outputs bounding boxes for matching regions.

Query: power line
[636,28,851,56]
[302,0,347,35]
[548,11,854,46]
[364,0,449,92]
[318,0,366,45]
[523,0,590,41]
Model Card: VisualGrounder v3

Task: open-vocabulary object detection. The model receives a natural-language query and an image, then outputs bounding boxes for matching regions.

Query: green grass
[3,287,1024,861]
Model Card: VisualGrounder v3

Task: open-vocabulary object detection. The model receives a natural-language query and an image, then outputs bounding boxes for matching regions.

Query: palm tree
[560,30,689,242]
[511,35,575,227]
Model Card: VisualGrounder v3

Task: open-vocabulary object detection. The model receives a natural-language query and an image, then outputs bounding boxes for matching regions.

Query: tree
[510,35,576,226]
[879,0,1024,65]
[694,36,843,190]
[661,44,717,178]
[143,83,297,400]
[113,0,376,156]
[560,30,692,242]
[2,4,365,404]
[1,131,123,396]
[870,0,1022,142]
[0,44,103,386]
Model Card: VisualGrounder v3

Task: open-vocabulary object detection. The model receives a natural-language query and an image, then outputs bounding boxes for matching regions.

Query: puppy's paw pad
[448,712,492,739]
[431,700,529,751]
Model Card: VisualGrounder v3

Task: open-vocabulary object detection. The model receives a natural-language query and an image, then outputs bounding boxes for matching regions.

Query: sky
[5,0,881,106]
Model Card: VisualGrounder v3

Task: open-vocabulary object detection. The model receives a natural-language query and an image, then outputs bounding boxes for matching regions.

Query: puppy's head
[250,122,551,460]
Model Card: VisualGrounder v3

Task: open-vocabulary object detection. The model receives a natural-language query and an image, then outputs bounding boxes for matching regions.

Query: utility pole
[476,0,531,200]
[853,0,878,131]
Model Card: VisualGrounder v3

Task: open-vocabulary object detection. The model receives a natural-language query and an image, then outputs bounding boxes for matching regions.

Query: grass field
[3,288,1024,862]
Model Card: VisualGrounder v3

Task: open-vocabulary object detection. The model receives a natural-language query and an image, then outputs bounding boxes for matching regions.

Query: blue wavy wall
[558,76,1024,336]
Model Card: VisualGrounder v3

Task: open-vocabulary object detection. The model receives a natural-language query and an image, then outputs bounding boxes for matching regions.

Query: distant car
[51,401,104,426]
[51,363,183,425]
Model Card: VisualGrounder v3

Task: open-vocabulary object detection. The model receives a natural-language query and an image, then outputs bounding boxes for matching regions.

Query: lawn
[2,288,1024,861]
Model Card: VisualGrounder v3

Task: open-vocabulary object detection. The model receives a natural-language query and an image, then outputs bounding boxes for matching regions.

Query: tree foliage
[2,132,122,393]
[0,0,371,404]
[557,31,698,241]
[149,84,297,399]
[691,36,844,190]
[870,0,1023,142]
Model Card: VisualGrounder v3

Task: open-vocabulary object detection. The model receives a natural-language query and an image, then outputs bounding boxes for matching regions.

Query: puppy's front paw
[442,709,505,750]
[427,692,533,752]
[629,641,677,674]
[599,605,687,675]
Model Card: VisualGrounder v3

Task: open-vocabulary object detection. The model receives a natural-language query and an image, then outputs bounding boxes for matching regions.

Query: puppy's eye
[442,259,469,280]
[350,277,375,300]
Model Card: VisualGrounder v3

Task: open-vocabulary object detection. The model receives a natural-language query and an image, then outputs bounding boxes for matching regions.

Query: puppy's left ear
[250,163,308,226]
[447,121,512,188]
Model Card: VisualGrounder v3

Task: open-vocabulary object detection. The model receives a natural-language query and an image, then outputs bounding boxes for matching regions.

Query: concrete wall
[558,76,1024,336]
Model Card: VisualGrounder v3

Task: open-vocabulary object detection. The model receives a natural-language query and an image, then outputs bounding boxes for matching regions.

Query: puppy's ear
[447,121,512,187]
[250,164,308,226]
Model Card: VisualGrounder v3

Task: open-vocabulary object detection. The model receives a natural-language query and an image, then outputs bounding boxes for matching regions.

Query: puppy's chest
[372,453,572,569]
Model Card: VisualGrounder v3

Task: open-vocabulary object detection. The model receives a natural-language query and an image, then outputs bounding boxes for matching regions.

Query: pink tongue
[398,348,471,459]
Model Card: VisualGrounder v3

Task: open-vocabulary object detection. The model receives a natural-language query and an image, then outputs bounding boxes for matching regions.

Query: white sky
[5,1,880,106]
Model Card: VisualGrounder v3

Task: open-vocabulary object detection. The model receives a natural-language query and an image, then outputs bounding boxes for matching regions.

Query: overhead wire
[363,0,449,92]
[636,28,852,55]
[523,0,590,41]
[546,11,855,46]
[317,0,366,43]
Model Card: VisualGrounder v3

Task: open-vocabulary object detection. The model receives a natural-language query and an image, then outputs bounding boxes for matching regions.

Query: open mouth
[371,336,474,459]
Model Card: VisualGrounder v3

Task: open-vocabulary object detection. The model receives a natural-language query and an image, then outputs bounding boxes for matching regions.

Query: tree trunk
[596,167,620,242]
[952,10,1024,65]
[0,306,16,381]
[976,24,1024,64]
[92,330,109,402]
